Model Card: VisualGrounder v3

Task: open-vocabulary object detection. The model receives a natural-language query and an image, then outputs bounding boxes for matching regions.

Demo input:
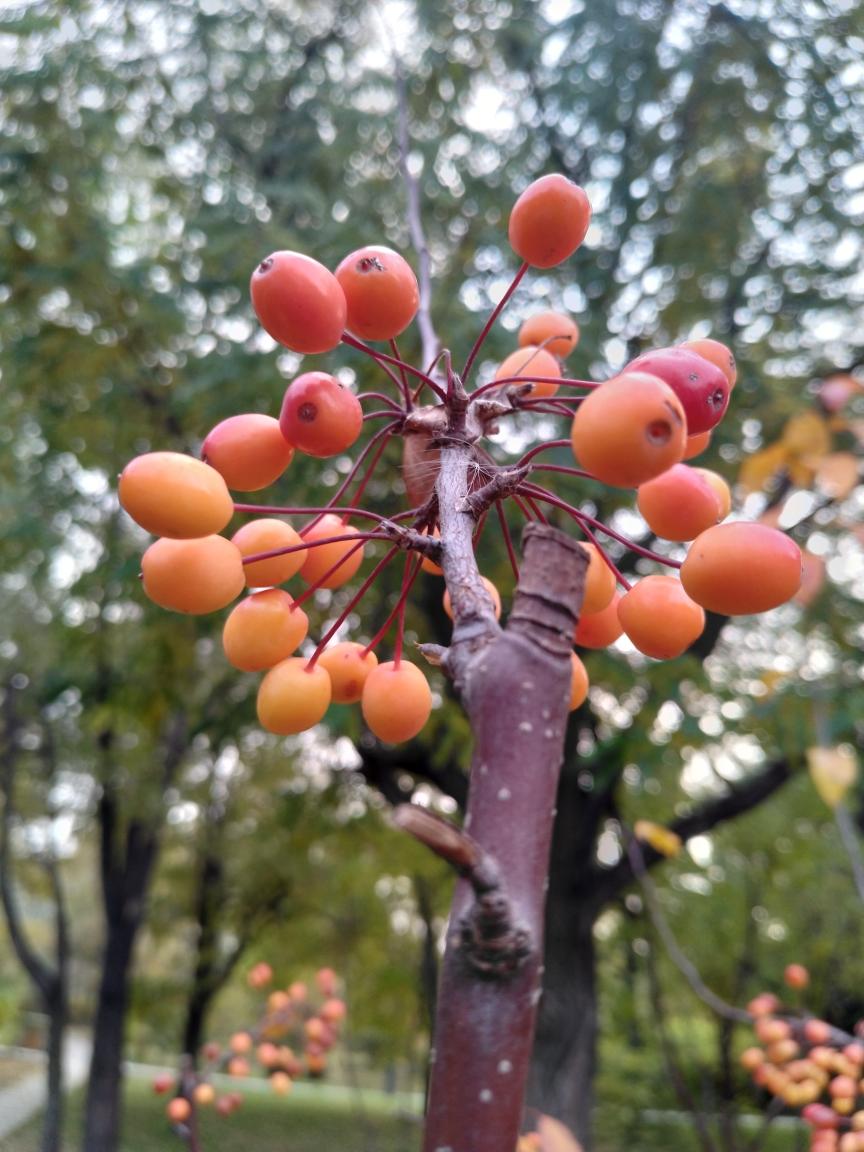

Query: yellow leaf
[807,746,859,809]
[537,1114,584,1152]
[781,411,832,458]
[739,442,789,493]
[634,820,682,858]
[813,452,860,499]
[818,374,863,413]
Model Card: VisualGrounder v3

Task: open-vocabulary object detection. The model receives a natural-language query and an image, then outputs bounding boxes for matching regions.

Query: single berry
[443,575,502,621]
[494,346,561,397]
[636,464,725,541]
[257,657,332,735]
[626,347,730,434]
[231,518,307,587]
[617,575,706,659]
[317,642,379,704]
[334,245,419,340]
[574,591,624,649]
[580,542,617,615]
[141,536,245,615]
[570,652,590,710]
[571,372,687,487]
[279,372,363,458]
[680,522,803,614]
[202,414,294,492]
[222,590,309,671]
[119,452,234,539]
[250,251,346,354]
[508,174,591,268]
[361,660,432,743]
[680,337,737,388]
[518,311,580,359]
[299,514,365,590]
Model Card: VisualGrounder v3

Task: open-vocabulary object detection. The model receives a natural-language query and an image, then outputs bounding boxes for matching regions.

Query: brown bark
[421,414,588,1152]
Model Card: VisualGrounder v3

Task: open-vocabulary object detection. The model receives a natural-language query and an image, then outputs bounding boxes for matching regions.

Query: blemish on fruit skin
[479,762,489,775]
[498,1059,513,1074]
[479,1088,493,1103]
[498,787,512,801]
[519,720,534,733]
[541,708,551,720]
[521,679,535,691]
[544,727,555,739]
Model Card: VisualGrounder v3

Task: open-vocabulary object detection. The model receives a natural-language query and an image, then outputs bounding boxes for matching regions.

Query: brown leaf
[739,442,789,493]
[537,1114,584,1152]
[781,411,832,458]
[813,452,860,499]
[793,551,825,607]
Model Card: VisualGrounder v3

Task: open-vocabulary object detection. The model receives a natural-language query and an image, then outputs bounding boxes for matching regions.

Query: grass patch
[3,1079,422,1152]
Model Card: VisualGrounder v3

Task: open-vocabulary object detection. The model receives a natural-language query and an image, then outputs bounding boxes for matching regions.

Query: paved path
[0,1033,91,1145]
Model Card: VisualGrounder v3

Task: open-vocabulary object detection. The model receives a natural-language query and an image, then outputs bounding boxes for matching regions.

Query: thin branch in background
[626,833,752,1025]
[642,930,721,1152]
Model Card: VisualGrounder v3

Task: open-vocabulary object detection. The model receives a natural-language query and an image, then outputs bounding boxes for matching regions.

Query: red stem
[390,338,412,410]
[357,391,404,411]
[362,554,422,659]
[495,500,520,581]
[341,331,446,400]
[289,538,369,611]
[307,545,402,667]
[462,261,530,384]
[470,373,599,402]
[233,504,415,525]
[515,438,573,467]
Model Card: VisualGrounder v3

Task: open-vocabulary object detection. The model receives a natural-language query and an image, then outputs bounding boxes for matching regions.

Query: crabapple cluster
[118,173,803,748]
[156,964,346,1139]
[741,966,864,1152]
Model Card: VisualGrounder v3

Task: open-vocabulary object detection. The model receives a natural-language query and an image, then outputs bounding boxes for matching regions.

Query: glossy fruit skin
[569,652,589,710]
[626,347,730,434]
[361,660,432,743]
[680,337,737,388]
[317,642,378,704]
[334,245,419,340]
[680,522,803,614]
[637,463,724,541]
[141,536,245,614]
[508,174,591,268]
[202,414,294,492]
[518,311,580,359]
[299,514,364,589]
[279,372,363,458]
[250,251,346,354]
[571,372,687,488]
[574,591,624,649]
[617,575,706,659]
[166,1097,192,1124]
[693,467,731,519]
[119,452,234,539]
[257,658,332,735]
[231,518,307,587]
[580,542,617,614]
[683,430,712,460]
[222,590,309,671]
[494,346,561,397]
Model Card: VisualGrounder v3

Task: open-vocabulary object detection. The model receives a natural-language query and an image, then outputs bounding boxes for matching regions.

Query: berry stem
[357,391,404,411]
[361,554,422,660]
[240,530,388,568]
[462,260,530,385]
[469,374,599,402]
[341,331,446,400]
[495,500,520,580]
[392,554,421,667]
[389,338,412,410]
[307,545,402,667]
[515,438,573,467]
[233,504,416,526]
[289,538,369,611]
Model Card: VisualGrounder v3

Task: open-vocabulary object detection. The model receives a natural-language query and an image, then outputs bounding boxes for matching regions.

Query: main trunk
[81,924,135,1152]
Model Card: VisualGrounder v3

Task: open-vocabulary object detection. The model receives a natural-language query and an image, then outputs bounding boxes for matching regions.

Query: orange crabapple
[288,981,308,1002]
[320,997,347,1024]
[579,542,617,615]
[508,174,591,268]
[443,575,502,621]
[279,372,363,458]
[680,336,737,389]
[494,345,561,397]
[636,463,725,542]
[571,372,688,488]
[317,642,378,704]
[256,657,332,736]
[229,1031,253,1056]
[334,245,419,341]
[617,576,705,659]
[574,590,624,650]
[202,414,294,492]
[626,347,731,434]
[250,251,346,354]
[227,1057,250,1078]
[247,961,274,988]
[569,652,589,710]
[231,518,308,587]
[267,990,292,1013]
[693,466,732,518]
[315,967,338,996]
[270,1071,293,1095]
[119,452,234,539]
[748,993,781,1017]
[222,589,308,672]
[420,527,443,575]
[193,1083,215,1107]
[141,536,246,615]
[785,963,811,990]
[361,660,433,744]
[298,514,365,590]
[680,522,803,615]
[682,429,712,459]
[166,1097,191,1124]
[518,311,580,359]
